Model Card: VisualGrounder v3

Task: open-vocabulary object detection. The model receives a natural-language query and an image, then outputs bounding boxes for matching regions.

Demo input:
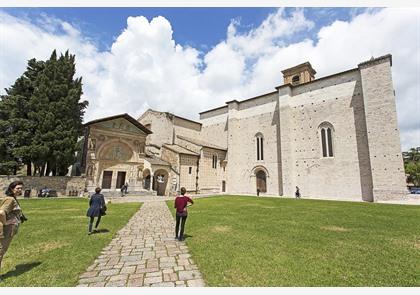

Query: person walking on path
[87,187,106,235]
[295,186,301,199]
[120,183,128,197]
[0,181,26,276]
[174,187,193,241]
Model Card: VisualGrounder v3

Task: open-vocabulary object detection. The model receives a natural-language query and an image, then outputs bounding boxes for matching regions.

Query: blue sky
[0,7,418,150]
[2,7,363,52]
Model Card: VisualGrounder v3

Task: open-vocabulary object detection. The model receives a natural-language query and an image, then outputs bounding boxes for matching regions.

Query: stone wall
[198,147,226,193]
[0,176,86,197]
[225,92,281,196]
[179,154,199,192]
[196,56,407,201]
[358,55,408,201]
[139,111,174,147]
[199,108,229,149]
[280,70,366,201]
[175,137,202,155]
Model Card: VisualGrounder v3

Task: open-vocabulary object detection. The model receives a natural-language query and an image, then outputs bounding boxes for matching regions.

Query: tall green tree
[0,50,88,176]
[404,148,420,187]
[0,58,44,175]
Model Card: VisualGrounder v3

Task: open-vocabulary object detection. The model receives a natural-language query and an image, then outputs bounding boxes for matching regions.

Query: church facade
[82,54,408,201]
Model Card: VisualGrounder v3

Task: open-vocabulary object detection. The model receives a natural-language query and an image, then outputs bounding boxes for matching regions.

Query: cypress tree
[0,50,88,176]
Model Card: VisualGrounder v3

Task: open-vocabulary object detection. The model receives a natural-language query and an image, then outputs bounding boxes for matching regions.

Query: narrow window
[321,128,327,157]
[212,155,217,169]
[261,138,264,161]
[257,137,260,160]
[320,123,334,158]
[189,167,192,174]
[327,128,333,157]
[256,133,264,161]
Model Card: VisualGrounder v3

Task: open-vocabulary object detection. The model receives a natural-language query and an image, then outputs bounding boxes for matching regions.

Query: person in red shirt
[174,187,193,241]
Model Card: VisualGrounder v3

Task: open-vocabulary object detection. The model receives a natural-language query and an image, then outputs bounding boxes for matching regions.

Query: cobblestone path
[77,201,205,287]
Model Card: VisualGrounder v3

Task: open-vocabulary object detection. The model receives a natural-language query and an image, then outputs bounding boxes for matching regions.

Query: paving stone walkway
[77,200,205,287]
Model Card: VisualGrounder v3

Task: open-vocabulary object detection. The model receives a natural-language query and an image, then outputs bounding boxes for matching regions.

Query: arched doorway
[256,170,267,193]
[143,169,151,190]
[153,169,169,196]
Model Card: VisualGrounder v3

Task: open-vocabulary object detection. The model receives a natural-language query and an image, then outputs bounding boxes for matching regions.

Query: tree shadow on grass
[1,261,42,280]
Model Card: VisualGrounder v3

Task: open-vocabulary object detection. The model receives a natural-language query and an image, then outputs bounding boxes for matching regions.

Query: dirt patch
[321,226,350,232]
[211,225,232,233]
[390,237,420,250]
[39,241,70,252]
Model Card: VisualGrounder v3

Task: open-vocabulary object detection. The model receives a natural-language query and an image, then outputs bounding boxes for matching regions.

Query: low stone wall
[0,175,86,198]
[373,189,411,202]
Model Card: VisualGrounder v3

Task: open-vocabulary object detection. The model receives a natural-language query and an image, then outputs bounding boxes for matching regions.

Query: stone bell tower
[281,62,316,85]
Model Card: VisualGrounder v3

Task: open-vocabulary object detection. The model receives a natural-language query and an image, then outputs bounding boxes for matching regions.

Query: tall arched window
[319,122,334,158]
[256,133,264,161]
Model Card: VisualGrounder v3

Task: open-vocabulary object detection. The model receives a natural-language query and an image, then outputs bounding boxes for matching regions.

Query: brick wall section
[0,176,86,197]
[358,56,408,200]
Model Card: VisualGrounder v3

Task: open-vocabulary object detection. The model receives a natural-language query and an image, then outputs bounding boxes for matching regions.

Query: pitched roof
[177,135,227,151]
[163,144,199,156]
[138,109,202,126]
[84,113,152,134]
[145,155,170,166]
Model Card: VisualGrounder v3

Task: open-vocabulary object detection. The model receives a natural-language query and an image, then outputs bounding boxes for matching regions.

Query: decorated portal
[82,114,152,192]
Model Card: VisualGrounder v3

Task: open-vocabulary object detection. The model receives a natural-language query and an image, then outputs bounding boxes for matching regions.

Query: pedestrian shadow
[1,261,42,280]
[92,229,110,234]
[183,234,193,239]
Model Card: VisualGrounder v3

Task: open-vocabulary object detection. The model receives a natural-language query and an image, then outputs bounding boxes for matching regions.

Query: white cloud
[0,8,419,151]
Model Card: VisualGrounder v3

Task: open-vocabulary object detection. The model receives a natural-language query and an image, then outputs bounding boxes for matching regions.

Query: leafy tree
[0,101,18,175]
[0,50,88,176]
[403,148,420,187]
[0,59,43,175]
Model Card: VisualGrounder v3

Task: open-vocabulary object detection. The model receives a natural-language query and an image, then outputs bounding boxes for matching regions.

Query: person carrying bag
[86,187,106,235]
[0,181,26,276]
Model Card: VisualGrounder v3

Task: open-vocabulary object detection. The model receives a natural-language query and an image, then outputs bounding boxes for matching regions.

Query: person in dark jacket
[174,187,193,241]
[295,186,301,199]
[86,187,106,235]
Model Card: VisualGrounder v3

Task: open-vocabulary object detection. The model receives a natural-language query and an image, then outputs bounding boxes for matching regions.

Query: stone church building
[81,54,407,202]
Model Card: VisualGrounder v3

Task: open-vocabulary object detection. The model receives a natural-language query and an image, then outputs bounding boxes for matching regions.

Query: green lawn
[0,198,141,287]
[167,196,420,286]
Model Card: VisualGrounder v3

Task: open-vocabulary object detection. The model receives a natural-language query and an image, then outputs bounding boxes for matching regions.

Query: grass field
[167,196,420,286]
[0,198,141,287]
